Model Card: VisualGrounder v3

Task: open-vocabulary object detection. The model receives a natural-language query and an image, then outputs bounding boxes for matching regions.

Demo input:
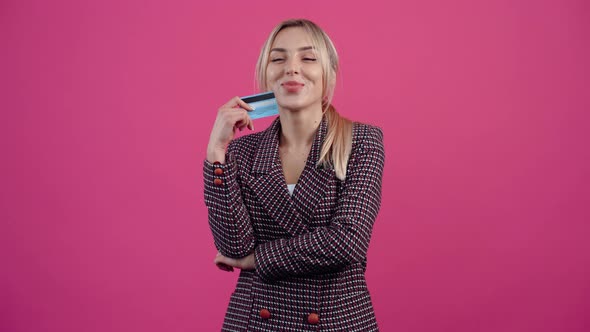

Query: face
[266,27,324,113]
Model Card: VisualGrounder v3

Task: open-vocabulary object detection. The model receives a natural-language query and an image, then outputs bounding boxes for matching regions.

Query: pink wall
[2,0,589,331]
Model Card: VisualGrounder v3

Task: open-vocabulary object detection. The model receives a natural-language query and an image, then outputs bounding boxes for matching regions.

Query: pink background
[2,0,589,331]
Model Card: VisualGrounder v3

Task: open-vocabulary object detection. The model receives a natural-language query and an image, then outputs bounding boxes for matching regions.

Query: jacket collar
[252,116,328,174]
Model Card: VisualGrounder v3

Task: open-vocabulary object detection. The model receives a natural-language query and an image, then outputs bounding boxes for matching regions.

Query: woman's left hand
[214,251,255,272]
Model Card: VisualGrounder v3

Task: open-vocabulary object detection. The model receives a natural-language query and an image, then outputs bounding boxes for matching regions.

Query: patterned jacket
[204,116,385,331]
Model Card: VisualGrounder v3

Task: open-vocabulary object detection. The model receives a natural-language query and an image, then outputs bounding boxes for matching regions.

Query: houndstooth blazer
[204,116,385,331]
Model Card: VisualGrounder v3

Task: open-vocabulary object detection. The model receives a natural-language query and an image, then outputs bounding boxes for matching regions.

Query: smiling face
[265,27,324,113]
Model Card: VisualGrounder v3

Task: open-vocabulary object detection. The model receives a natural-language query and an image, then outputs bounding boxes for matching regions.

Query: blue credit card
[241,91,279,120]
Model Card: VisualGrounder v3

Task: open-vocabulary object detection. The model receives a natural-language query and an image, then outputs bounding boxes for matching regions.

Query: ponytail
[318,105,353,181]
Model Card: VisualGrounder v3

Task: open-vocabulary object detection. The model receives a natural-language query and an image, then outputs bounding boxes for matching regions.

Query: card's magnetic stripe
[241,92,276,104]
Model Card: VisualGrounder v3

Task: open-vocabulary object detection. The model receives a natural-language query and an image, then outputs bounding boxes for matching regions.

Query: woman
[204,19,385,331]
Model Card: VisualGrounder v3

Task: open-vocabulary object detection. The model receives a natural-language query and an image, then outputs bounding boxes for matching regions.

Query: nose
[285,57,300,75]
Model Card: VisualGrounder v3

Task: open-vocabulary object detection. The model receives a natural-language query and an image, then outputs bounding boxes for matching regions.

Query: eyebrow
[270,46,315,52]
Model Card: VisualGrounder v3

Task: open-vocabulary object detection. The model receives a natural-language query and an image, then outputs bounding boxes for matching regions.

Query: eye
[270,58,284,63]
[303,57,317,62]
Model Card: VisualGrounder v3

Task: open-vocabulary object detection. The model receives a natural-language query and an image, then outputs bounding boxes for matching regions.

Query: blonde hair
[255,19,353,180]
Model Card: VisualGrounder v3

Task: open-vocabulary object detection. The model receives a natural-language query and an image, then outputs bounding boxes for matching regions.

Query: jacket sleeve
[203,141,255,258]
[254,126,385,283]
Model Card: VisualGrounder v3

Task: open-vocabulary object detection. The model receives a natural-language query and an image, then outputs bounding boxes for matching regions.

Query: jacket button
[307,312,319,324]
[214,168,224,176]
[213,178,223,186]
[260,308,271,319]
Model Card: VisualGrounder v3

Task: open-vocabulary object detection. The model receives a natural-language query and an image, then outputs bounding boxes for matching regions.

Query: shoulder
[352,122,384,152]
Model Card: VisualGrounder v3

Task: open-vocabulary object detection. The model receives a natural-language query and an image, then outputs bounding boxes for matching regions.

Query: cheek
[307,67,323,84]
[310,71,323,92]
[267,65,281,79]
[266,69,280,86]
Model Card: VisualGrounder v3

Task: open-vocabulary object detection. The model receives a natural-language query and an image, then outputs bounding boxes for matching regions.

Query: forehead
[271,27,315,50]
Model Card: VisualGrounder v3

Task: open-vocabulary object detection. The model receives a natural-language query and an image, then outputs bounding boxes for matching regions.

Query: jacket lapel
[290,118,333,224]
[248,118,308,237]
[247,117,332,237]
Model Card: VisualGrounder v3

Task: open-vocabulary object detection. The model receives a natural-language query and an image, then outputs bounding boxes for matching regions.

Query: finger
[227,111,253,130]
[217,262,234,272]
[237,98,255,111]
[217,111,244,133]
[224,108,249,124]
[213,253,226,265]
[235,119,249,131]
[233,112,254,131]
[221,96,243,109]
[214,253,237,267]
[221,96,254,111]
[216,262,234,272]
[214,255,232,271]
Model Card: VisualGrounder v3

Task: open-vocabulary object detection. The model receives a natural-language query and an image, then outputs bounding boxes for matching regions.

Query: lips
[282,81,304,86]
[281,81,304,92]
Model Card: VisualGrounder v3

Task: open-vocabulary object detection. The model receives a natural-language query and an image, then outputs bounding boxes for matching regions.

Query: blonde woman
[204,19,385,331]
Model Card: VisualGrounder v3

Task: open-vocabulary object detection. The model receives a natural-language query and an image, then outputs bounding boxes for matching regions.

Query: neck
[278,106,323,148]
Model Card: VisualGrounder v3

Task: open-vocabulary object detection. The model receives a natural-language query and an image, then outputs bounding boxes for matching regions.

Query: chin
[276,97,306,110]
[278,104,305,112]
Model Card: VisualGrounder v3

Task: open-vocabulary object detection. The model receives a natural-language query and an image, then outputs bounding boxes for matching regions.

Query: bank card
[241,91,279,119]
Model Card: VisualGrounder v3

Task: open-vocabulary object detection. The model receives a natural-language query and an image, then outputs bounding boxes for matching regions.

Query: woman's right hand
[207,96,254,163]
